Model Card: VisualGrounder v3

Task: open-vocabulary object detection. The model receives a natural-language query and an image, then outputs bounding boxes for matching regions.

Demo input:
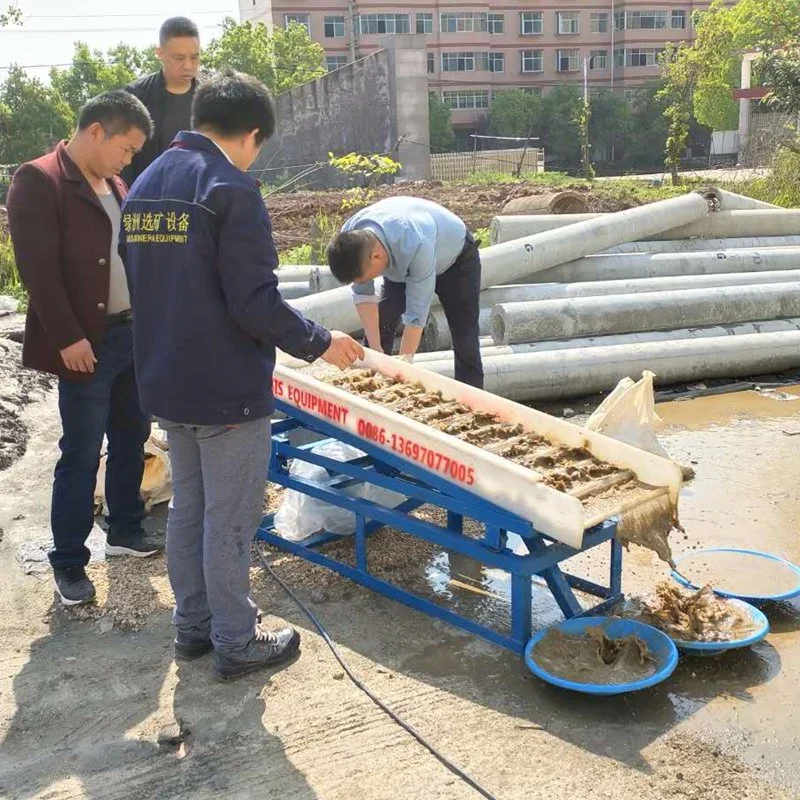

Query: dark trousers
[50,321,149,569]
[378,235,484,389]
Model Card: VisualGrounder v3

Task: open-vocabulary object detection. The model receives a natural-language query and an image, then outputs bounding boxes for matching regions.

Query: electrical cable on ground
[255,542,500,800]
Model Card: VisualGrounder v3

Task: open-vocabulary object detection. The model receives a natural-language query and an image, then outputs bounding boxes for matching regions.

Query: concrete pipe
[492,281,800,345]
[424,331,800,401]
[500,191,589,215]
[501,270,800,300]
[479,192,712,291]
[650,210,800,241]
[278,281,312,300]
[292,193,712,334]
[491,208,800,246]
[708,188,780,211]
[524,251,800,285]
[309,266,340,293]
[605,236,800,254]
[413,319,800,366]
[421,308,493,351]
[275,265,319,282]
[490,214,599,244]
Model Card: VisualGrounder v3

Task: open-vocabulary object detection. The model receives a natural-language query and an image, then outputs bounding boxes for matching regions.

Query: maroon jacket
[6,141,127,378]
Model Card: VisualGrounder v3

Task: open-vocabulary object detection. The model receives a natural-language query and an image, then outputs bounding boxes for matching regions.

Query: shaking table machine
[258,352,682,654]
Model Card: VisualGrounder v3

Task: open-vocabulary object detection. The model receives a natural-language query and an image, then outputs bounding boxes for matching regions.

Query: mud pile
[642,583,759,642]
[532,625,656,685]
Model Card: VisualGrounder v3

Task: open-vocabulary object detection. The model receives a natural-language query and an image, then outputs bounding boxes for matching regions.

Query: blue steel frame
[257,400,624,655]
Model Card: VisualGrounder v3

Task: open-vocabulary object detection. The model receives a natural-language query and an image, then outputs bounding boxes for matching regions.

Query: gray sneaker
[53,566,96,606]
[212,626,301,681]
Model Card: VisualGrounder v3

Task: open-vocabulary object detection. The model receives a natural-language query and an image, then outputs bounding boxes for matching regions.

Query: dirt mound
[0,339,53,471]
[265,180,632,251]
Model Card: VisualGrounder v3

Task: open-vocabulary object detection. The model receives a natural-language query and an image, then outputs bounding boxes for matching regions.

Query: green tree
[541,84,582,168]
[428,94,455,152]
[489,88,543,139]
[50,42,157,118]
[761,47,800,115]
[624,84,670,170]
[588,91,634,164]
[203,18,325,95]
[662,0,800,132]
[0,66,74,163]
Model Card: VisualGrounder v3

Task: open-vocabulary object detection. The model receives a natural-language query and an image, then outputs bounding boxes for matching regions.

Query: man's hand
[60,339,97,374]
[321,330,365,370]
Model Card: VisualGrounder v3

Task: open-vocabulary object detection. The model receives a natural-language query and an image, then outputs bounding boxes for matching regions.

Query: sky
[0,0,241,80]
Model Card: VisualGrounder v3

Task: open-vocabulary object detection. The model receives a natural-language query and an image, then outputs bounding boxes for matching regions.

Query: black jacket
[122,70,197,187]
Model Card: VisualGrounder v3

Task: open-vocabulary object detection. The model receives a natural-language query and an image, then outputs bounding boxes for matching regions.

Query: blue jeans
[50,321,150,569]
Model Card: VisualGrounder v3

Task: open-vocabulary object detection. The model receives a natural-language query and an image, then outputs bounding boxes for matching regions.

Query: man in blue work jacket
[326,197,484,388]
[121,70,364,681]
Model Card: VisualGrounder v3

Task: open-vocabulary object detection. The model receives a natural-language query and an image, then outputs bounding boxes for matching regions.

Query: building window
[614,48,625,68]
[284,13,310,33]
[416,12,433,34]
[440,12,488,33]
[556,48,580,72]
[326,56,348,72]
[427,52,435,73]
[671,10,687,29]
[442,90,489,110]
[357,14,410,35]
[523,87,543,97]
[625,48,664,67]
[520,12,543,35]
[624,11,668,30]
[488,13,504,34]
[557,11,580,35]
[442,51,476,72]
[614,11,625,31]
[589,50,607,70]
[590,13,608,33]
[521,49,543,73]
[488,52,505,73]
[324,16,345,38]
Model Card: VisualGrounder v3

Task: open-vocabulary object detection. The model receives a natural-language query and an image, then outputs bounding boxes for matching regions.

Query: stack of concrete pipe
[282,188,800,401]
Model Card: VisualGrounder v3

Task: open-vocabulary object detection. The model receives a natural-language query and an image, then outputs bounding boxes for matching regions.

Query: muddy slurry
[677,551,800,598]
[324,368,679,556]
[532,625,657,685]
[638,583,760,642]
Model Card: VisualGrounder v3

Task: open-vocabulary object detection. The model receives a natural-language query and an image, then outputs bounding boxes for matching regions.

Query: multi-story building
[239,2,719,131]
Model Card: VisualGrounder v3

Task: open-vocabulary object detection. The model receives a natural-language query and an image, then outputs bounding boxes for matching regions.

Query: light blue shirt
[344,196,468,327]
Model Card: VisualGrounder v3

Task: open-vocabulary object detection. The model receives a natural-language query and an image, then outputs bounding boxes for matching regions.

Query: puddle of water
[657,386,800,432]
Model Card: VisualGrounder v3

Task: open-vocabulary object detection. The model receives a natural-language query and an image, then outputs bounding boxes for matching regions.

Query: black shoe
[174,634,213,661]
[212,626,301,682]
[53,566,96,606]
[106,530,163,558]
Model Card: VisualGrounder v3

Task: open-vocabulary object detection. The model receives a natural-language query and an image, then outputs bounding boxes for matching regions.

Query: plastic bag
[273,440,405,542]
[584,370,671,460]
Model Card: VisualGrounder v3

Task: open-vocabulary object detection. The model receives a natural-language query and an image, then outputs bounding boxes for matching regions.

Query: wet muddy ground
[0,383,798,799]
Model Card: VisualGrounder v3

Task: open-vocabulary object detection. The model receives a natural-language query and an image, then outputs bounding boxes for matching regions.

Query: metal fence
[430,147,545,181]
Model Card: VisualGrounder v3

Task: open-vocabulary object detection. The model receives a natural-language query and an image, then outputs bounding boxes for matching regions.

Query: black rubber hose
[255,542,500,800]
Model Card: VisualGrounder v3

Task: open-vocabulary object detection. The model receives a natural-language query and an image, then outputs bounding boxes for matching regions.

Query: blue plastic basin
[671,547,800,605]
[524,616,678,696]
[666,598,769,657]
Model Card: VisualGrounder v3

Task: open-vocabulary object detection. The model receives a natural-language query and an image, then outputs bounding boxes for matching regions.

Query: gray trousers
[159,417,271,653]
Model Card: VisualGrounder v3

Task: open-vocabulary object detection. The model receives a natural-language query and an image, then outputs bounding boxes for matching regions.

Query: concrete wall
[255,36,430,186]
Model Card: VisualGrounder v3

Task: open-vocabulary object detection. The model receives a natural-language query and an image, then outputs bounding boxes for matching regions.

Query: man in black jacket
[122,17,200,186]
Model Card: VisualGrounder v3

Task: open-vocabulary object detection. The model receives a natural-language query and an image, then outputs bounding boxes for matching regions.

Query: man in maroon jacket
[7,91,163,607]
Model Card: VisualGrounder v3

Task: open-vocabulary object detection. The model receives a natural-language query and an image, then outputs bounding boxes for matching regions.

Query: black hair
[191,69,276,144]
[327,230,374,284]
[78,90,153,138]
[159,16,199,46]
